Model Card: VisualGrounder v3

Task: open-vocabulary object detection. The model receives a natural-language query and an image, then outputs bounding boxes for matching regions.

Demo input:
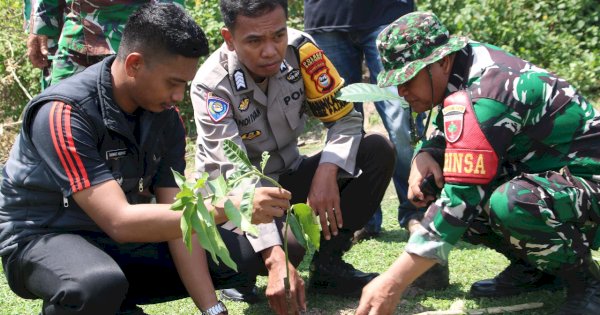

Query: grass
[0,183,572,314]
[0,117,585,314]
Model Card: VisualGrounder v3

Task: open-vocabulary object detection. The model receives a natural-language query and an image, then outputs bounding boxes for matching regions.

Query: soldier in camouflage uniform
[356,12,600,315]
[27,0,183,87]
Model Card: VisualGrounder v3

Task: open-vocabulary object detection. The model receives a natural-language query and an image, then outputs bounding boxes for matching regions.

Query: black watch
[202,301,227,315]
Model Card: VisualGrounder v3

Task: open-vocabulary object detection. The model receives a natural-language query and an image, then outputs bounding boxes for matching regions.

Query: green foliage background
[0,0,598,142]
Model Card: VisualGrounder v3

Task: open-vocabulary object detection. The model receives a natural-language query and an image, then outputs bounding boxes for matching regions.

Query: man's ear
[221,27,235,51]
[439,54,455,74]
[124,52,144,77]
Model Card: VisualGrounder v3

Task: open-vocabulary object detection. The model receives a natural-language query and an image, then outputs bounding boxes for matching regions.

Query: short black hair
[219,0,287,30]
[117,3,209,61]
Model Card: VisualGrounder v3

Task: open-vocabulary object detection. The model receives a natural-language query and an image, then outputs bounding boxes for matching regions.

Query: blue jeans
[310,26,422,232]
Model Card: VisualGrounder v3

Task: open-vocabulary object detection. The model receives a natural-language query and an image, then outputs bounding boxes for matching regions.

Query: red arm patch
[442,91,498,185]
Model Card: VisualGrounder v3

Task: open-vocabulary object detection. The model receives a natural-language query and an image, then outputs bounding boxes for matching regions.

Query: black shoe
[116,305,148,315]
[308,258,378,297]
[352,227,380,244]
[412,263,450,291]
[470,260,562,298]
[555,258,600,315]
[220,285,260,304]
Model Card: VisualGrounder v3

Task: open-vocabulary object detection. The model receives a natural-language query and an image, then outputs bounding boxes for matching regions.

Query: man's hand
[408,152,444,208]
[27,34,49,68]
[262,246,306,315]
[307,163,342,240]
[355,273,404,315]
[251,187,291,224]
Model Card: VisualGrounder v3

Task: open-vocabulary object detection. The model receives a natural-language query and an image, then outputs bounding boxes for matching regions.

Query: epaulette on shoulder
[195,49,229,91]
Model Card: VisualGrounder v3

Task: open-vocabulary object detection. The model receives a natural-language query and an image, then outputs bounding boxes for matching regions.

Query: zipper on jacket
[138,178,144,192]
[63,196,69,207]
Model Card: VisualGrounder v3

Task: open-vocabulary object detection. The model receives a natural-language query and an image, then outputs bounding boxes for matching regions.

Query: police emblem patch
[241,130,262,140]
[238,97,250,111]
[442,104,466,143]
[286,69,301,83]
[207,95,230,122]
[233,69,247,91]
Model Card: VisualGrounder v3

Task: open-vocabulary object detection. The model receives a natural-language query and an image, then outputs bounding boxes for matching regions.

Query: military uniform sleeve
[151,108,186,189]
[29,101,114,196]
[31,0,61,37]
[293,32,363,175]
[191,80,282,252]
[406,93,522,264]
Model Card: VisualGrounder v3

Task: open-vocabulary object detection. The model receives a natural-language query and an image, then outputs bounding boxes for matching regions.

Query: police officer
[356,12,600,315]
[191,0,395,312]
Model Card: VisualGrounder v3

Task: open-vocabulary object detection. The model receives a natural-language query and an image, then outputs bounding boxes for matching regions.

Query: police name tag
[106,148,128,160]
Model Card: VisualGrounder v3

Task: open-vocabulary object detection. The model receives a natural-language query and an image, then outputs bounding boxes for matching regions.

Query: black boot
[470,259,562,298]
[412,263,450,291]
[308,229,378,297]
[555,257,600,315]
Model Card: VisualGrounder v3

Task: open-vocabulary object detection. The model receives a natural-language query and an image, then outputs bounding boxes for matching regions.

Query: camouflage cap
[377,11,469,87]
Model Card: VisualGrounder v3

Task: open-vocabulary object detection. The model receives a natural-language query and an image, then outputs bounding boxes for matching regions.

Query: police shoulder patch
[206,95,230,122]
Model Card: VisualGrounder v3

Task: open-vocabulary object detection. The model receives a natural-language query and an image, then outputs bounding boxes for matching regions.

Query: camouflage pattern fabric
[24,0,60,88]
[31,0,183,85]
[376,11,468,87]
[405,42,600,274]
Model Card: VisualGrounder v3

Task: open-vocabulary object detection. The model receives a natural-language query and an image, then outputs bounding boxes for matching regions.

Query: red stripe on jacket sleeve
[49,102,91,192]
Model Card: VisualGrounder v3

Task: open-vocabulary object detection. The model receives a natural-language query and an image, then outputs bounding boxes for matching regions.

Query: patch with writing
[443,149,496,181]
[238,97,250,111]
[284,87,304,106]
[106,148,128,160]
[442,104,466,143]
[241,130,262,140]
[235,108,261,127]
[301,49,335,94]
[206,95,230,122]
[286,69,301,83]
[307,86,353,122]
[233,69,247,91]
[442,91,498,185]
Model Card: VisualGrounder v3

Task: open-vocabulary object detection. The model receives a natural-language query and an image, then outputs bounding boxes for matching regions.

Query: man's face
[222,6,288,81]
[396,62,448,113]
[132,54,199,113]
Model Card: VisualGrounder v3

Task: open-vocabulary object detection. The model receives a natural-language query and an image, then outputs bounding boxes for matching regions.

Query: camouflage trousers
[465,168,600,274]
[47,46,112,86]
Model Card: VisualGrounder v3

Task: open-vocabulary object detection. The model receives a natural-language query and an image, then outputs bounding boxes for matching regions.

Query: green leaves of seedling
[337,83,409,108]
[289,203,321,251]
[171,169,239,271]
[171,140,322,285]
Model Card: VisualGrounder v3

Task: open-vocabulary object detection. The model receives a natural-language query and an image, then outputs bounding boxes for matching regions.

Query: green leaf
[292,203,321,250]
[190,210,217,262]
[171,169,187,189]
[224,197,258,236]
[287,213,308,249]
[207,175,228,202]
[181,203,195,252]
[195,194,214,228]
[260,151,270,173]
[223,139,254,172]
[207,222,239,272]
[193,172,209,190]
[170,198,185,211]
[337,83,408,107]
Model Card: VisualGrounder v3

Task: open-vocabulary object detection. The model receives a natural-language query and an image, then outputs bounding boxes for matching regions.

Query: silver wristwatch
[202,301,227,315]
